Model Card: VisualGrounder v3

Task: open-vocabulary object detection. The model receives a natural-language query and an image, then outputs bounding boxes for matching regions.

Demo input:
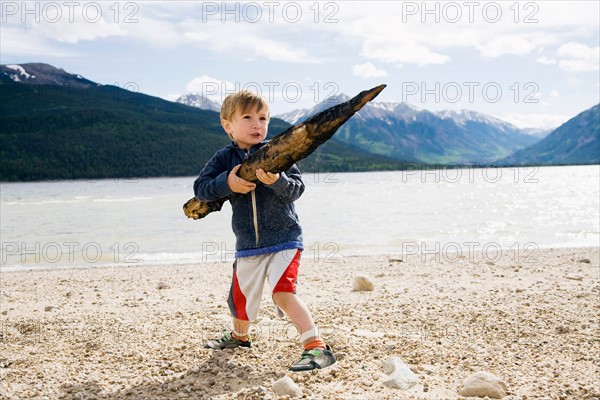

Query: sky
[1,0,599,129]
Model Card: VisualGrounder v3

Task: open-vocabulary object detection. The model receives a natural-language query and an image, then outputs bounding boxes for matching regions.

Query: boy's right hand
[227,165,257,194]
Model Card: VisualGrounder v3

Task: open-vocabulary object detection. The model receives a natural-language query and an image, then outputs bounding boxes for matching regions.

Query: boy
[194,90,336,372]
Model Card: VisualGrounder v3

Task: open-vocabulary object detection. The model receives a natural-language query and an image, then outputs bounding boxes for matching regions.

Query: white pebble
[382,357,419,390]
[352,274,374,291]
[272,376,302,398]
[458,371,508,399]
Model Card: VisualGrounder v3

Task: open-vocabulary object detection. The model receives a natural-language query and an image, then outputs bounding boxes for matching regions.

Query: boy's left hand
[256,169,280,185]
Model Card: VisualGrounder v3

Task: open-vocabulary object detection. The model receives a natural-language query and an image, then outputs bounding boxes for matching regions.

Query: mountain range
[1,63,598,182]
[0,63,406,181]
[181,93,549,165]
[1,63,98,88]
[499,104,599,165]
[175,94,221,112]
[274,95,540,165]
[182,92,598,166]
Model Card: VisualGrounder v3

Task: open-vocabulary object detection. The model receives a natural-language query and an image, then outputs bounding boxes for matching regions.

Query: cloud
[531,1,600,27]
[6,2,128,44]
[536,56,557,65]
[3,2,319,62]
[557,42,600,72]
[253,38,319,63]
[0,27,76,57]
[477,35,537,58]
[502,113,570,130]
[33,18,125,44]
[549,90,560,97]
[185,75,253,104]
[183,32,210,42]
[0,5,124,56]
[339,7,452,66]
[123,17,185,46]
[352,62,388,78]
[335,2,598,66]
[163,94,181,102]
[180,19,320,63]
[361,38,450,65]
[186,75,236,94]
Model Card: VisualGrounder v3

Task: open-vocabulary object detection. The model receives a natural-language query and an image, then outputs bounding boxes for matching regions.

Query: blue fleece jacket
[193,141,304,258]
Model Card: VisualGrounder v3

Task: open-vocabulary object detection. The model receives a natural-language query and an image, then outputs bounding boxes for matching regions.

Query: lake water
[1,165,598,271]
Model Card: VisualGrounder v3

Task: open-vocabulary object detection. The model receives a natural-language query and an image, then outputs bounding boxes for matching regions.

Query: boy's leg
[227,255,269,323]
[205,256,269,350]
[232,317,251,341]
[268,249,336,371]
[272,292,322,347]
[268,250,323,345]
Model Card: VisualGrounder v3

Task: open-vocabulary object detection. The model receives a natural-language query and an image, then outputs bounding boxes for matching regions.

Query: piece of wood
[183,84,386,219]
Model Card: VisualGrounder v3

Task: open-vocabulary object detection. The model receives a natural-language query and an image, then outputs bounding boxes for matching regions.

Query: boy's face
[221,105,269,150]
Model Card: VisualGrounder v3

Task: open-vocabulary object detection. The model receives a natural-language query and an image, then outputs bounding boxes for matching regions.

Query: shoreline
[2,164,599,185]
[1,247,598,399]
[1,242,598,274]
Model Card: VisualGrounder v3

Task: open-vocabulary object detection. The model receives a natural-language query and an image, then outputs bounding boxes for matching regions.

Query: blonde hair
[220,90,270,121]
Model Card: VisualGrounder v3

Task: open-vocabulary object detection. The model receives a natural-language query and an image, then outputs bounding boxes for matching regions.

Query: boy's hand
[228,165,257,194]
[256,169,280,185]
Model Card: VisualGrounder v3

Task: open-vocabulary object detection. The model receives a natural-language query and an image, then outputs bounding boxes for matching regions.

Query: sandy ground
[0,247,598,400]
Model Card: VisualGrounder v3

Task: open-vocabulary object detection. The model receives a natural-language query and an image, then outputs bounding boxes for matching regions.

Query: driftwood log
[183,84,386,219]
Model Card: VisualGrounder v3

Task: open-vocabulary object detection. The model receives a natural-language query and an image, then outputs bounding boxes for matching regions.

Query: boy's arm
[193,154,234,201]
[264,164,305,203]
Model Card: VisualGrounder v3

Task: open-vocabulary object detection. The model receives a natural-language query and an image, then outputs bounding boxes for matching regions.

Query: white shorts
[227,248,301,321]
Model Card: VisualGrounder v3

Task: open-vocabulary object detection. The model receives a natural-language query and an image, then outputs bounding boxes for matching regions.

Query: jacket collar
[230,140,268,155]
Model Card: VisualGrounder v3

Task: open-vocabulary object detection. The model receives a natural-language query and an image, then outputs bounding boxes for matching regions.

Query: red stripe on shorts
[231,269,249,320]
[273,249,301,293]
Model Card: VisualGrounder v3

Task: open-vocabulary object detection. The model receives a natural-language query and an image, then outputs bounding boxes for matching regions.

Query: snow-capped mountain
[276,95,423,125]
[0,63,98,88]
[176,94,221,112]
[278,99,518,132]
[277,94,351,124]
[434,109,519,132]
[274,95,539,164]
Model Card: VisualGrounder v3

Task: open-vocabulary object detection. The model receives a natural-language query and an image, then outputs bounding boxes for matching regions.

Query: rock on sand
[352,274,375,291]
[458,371,508,399]
[272,376,302,398]
[382,357,419,390]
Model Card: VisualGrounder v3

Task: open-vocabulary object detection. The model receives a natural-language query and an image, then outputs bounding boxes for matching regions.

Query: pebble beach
[0,247,598,399]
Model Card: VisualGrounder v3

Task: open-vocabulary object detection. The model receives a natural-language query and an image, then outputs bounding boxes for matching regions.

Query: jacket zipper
[251,190,259,246]
[243,148,260,247]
